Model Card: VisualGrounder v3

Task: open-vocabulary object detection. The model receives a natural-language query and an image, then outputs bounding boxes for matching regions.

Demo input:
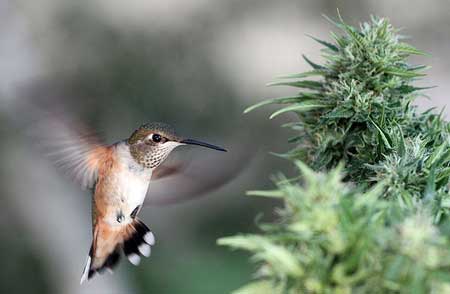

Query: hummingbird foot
[116,211,125,223]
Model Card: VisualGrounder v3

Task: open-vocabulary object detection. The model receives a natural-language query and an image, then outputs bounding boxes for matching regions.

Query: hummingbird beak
[180,138,227,152]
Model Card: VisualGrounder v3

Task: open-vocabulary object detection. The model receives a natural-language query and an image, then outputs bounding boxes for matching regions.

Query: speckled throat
[129,143,173,169]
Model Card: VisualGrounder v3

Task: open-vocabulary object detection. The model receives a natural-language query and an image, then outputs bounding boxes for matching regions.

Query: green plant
[219,16,450,293]
[220,164,450,293]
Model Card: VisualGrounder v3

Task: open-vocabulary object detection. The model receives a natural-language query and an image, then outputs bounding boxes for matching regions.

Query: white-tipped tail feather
[127,253,141,266]
[138,243,151,257]
[143,232,155,245]
[80,218,155,284]
[80,255,92,284]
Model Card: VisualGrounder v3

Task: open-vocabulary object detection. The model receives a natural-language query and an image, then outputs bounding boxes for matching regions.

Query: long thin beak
[180,138,227,152]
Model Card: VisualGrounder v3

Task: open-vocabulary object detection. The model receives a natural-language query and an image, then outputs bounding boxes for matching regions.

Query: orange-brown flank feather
[90,145,117,229]
[90,145,118,267]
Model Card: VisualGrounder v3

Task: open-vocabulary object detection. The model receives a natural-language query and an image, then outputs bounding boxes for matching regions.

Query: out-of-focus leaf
[244,95,317,114]
[397,43,429,56]
[369,118,392,149]
[269,103,329,119]
[246,190,284,198]
[275,70,325,79]
[232,280,280,294]
[306,34,339,52]
[302,54,327,70]
[267,80,323,90]
[385,67,426,78]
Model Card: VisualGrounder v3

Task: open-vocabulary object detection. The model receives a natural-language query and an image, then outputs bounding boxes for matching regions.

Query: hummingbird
[10,85,251,286]
[40,121,226,284]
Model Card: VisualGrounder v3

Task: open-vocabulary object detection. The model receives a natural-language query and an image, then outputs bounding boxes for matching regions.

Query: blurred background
[1,0,450,293]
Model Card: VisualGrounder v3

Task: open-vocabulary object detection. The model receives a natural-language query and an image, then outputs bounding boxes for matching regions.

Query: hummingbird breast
[93,142,152,227]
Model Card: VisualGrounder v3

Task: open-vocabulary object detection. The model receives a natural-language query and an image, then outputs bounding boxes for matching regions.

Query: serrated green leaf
[306,34,339,52]
[424,164,436,202]
[408,64,431,71]
[322,14,346,31]
[275,70,325,79]
[217,235,262,251]
[397,43,429,56]
[343,25,366,47]
[269,103,329,119]
[396,124,406,158]
[431,147,450,168]
[246,190,284,198]
[436,167,450,183]
[232,280,280,294]
[385,67,426,78]
[293,160,317,180]
[427,142,447,167]
[395,85,436,94]
[288,135,302,143]
[323,107,354,119]
[369,118,392,149]
[302,54,327,70]
[267,80,323,90]
[244,96,309,114]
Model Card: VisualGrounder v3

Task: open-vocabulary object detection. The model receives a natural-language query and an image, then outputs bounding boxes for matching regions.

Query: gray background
[1,1,449,293]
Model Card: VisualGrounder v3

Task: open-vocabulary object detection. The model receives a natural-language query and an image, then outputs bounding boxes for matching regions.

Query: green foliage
[243,15,450,220]
[219,163,450,293]
[220,16,450,293]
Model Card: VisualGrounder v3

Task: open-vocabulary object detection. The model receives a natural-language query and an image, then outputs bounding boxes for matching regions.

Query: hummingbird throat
[129,143,175,169]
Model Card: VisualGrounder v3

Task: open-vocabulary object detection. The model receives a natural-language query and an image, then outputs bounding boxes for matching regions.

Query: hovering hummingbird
[9,84,252,286]
[77,123,227,283]
[34,120,227,284]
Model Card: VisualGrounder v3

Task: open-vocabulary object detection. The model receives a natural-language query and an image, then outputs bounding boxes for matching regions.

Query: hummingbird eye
[151,134,162,143]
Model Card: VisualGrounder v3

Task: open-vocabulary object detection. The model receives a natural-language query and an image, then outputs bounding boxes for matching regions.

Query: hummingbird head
[127,122,226,169]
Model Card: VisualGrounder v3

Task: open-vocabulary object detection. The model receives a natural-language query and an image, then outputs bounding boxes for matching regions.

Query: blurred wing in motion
[23,106,110,190]
[152,161,187,180]
[6,82,113,190]
[145,144,252,206]
[30,115,110,189]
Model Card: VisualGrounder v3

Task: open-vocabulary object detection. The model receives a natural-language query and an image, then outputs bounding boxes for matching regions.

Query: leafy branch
[219,15,450,293]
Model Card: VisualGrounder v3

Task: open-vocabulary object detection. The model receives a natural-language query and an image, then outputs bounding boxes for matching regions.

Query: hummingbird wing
[8,82,113,190]
[151,161,187,180]
[144,144,251,206]
[25,109,110,190]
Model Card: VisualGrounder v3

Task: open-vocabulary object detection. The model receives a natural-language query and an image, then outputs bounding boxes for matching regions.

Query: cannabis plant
[219,16,450,293]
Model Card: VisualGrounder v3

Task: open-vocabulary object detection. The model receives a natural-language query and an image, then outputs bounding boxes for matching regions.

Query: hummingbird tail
[122,219,155,265]
[80,218,155,284]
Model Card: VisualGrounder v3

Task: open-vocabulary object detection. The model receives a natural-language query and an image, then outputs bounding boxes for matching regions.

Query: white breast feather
[116,142,152,213]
